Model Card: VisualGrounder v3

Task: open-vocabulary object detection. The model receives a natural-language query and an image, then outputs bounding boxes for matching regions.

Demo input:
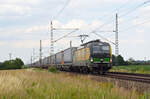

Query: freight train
[32,39,112,74]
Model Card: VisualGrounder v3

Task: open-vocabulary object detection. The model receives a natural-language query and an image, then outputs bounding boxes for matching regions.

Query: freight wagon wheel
[60,67,63,71]
[79,67,83,73]
[84,67,89,74]
[99,71,105,75]
[82,67,86,74]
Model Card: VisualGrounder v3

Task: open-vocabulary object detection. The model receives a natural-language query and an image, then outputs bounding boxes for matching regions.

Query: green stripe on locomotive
[93,58,110,62]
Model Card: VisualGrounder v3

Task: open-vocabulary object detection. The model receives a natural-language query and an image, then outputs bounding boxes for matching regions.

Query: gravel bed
[91,75,150,93]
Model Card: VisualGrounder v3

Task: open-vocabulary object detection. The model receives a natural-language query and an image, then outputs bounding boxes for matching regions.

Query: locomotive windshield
[93,45,110,54]
[102,46,109,51]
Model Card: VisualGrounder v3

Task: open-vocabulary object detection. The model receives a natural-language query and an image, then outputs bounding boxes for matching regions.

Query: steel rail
[104,72,150,84]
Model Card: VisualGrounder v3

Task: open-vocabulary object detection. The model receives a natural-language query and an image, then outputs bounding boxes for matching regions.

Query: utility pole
[115,13,119,66]
[49,20,78,65]
[50,21,54,66]
[31,55,32,67]
[39,40,42,68]
[9,53,12,61]
[33,48,35,63]
[50,21,54,56]
[115,13,119,56]
[144,57,146,64]
[70,41,72,48]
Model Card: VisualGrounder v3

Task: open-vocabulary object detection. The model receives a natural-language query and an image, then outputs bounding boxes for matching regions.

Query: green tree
[128,57,135,65]
[112,54,126,66]
[14,58,24,68]
[0,58,24,70]
[112,55,116,66]
[117,55,125,66]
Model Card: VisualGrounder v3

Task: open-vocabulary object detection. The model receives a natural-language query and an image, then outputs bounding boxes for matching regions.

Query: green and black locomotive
[72,39,112,73]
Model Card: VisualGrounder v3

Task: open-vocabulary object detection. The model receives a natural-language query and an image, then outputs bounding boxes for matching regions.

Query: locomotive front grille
[93,58,110,63]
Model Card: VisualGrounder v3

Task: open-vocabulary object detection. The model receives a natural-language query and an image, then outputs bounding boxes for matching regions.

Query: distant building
[135,60,145,64]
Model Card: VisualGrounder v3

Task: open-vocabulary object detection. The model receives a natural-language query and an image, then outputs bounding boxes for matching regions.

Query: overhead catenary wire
[52,0,71,20]
[53,29,78,43]
[119,13,150,26]
[80,0,133,33]
[121,19,150,32]
[92,32,116,45]
[119,0,150,18]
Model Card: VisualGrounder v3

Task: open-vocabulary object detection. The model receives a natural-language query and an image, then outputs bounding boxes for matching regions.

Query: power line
[115,0,136,13]
[92,32,116,45]
[80,0,132,33]
[53,29,78,43]
[121,19,150,32]
[120,0,150,18]
[52,0,71,20]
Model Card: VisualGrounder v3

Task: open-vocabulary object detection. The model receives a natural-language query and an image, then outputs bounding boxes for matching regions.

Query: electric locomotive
[73,39,112,74]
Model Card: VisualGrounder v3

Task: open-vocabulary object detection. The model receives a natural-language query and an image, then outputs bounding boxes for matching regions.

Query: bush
[0,58,24,70]
[48,66,58,73]
[21,65,28,69]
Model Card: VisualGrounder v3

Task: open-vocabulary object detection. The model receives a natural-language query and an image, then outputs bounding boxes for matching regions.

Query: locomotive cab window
[93,45,110,54]
[102,46,110,53]
[93,46,102,53]
[102,46,109,51]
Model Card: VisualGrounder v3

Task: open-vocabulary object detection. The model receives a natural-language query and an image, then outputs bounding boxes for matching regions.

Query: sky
[0,0,150,64]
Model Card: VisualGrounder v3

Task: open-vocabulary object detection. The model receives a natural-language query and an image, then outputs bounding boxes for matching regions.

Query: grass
[111,65,150,74]
[0,68,149,99]
[48,66,58,73]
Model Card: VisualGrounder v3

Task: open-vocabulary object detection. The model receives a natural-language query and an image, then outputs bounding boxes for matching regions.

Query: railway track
[63,70,150,84]
[42,66,150,84]
[103,72,150,84]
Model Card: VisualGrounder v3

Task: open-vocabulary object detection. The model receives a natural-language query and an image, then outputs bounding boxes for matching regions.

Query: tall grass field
[111,65,150,74]
[0,68,149,99]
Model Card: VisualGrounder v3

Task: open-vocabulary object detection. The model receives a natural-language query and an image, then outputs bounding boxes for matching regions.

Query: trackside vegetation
[0,69,149,99]
[48,66,58,73]
[0,58,24,70]
[111,65,150,74]
[112,55,150,66]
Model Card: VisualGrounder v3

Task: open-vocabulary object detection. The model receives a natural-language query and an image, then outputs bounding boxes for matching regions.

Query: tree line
[112,55,150,66]
[0,58,24,70]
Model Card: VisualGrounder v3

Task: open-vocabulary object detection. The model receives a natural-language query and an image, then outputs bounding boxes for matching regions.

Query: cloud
[68,0,130,9]
[0,4,32,16]
[12,40,39,48]
[62,19,87,28]
[0,0,41,5]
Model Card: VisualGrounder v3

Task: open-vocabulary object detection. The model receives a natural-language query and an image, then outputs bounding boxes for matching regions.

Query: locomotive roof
[81,39,109,46]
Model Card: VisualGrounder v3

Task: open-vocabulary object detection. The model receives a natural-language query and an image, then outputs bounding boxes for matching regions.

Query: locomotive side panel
[73,47,91,66]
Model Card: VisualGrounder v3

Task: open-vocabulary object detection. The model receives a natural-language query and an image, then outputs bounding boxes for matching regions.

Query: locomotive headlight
[100,59,104,61]
[110,59,112,63]
[90,58,93,62]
